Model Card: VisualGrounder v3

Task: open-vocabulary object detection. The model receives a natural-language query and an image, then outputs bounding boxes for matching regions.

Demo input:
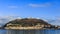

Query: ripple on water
[0,29,60,34]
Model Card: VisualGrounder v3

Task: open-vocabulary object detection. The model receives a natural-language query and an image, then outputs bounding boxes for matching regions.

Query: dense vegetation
[4,18,51,27]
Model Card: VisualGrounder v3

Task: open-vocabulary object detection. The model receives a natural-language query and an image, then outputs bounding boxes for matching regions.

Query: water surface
[0,29,60,34]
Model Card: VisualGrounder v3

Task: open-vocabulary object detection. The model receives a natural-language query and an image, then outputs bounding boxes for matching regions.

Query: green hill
[4,18,51,27]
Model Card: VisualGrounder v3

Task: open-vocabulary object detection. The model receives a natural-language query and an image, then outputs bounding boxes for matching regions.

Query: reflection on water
[0,29,60,34]
[0,29,6,34]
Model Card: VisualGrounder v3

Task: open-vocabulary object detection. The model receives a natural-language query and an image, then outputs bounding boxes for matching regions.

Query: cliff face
[4,18,51,27]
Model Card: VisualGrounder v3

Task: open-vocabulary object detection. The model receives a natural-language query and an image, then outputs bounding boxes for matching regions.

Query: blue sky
[0,0,60,19]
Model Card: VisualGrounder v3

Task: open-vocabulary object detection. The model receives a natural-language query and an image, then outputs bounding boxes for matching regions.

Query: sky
[0,0,60,19]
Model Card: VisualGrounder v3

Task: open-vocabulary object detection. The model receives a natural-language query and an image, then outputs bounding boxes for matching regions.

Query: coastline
[4,27,60,30]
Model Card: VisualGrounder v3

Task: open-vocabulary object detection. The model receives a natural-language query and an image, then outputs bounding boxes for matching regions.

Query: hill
[4,18,51,27]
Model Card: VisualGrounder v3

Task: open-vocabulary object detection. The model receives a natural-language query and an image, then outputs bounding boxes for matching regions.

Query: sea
[0,29,60,34]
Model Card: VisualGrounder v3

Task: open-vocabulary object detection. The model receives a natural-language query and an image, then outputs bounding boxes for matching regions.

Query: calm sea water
[0,29,60,34]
